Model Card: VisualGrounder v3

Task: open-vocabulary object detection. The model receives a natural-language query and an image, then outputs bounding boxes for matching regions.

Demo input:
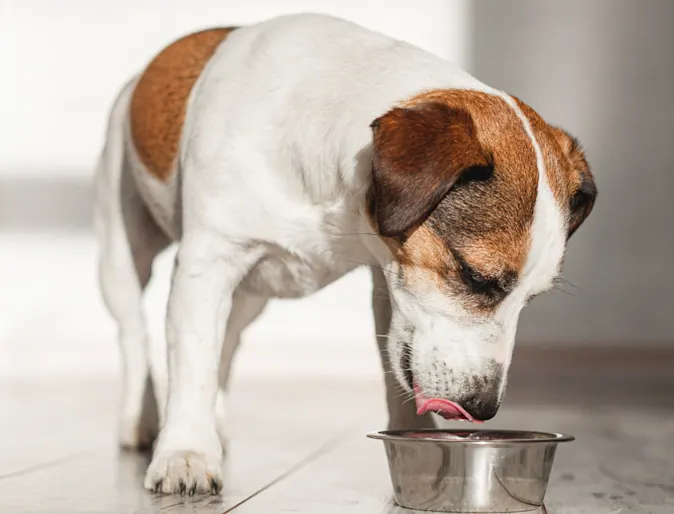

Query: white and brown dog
[95,14,596,495]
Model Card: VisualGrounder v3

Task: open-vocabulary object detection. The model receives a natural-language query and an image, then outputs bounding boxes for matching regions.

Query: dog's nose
[459,390,501,421]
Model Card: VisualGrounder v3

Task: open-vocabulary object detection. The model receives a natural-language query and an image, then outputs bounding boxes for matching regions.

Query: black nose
[460,390,501,421]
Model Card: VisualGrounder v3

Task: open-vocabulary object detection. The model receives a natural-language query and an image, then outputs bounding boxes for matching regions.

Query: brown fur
[130,28,236,181]
[512,98,573,204]
[513,98,596,236]
[550,127,590,179]
[370,90,541,312]
[370,103,490,237]
[397,225,450,287]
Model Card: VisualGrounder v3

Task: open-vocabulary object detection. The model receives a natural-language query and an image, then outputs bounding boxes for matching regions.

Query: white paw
[144,449,223,495]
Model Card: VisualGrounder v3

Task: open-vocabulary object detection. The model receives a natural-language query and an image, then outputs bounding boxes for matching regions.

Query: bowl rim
[366,428,575,444]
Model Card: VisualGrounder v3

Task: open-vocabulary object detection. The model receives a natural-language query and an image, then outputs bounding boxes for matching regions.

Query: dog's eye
[459,265,506,298]
[455,164,494,187]
[567,175,597,237]
[454,254,516,301]
[570,189,589,211]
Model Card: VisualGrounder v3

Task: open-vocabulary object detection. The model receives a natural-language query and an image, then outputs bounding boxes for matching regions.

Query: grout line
[0,447,99,480]
[222,424,358,513]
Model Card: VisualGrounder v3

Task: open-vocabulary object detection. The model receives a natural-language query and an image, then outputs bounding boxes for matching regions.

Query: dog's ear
[370,102,490,237]
[550,127,597,237]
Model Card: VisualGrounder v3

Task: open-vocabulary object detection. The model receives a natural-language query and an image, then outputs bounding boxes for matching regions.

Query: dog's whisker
[339,259,404,280]
[332,231,380,238]
[382,367,413,375]
[397,394,418,405]
[553,276,585,295]
[552,284,575,297]
[393,390,414,401]
[554,276,577,287]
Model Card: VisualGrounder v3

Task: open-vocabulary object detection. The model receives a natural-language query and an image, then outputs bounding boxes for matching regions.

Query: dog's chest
[241,236,367,298]
[240,246,359,298]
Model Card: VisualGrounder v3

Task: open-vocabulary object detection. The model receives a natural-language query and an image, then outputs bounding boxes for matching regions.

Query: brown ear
[550,127,597,237]
[370,102,490,237]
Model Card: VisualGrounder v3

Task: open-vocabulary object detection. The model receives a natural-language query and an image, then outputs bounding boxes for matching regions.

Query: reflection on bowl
[368,429,574,513]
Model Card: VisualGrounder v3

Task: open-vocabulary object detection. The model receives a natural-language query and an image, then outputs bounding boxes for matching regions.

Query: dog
[94,13,596,495]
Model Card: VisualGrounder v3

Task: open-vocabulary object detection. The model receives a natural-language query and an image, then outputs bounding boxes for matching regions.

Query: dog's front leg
[371,266,435,431]
[145,233,259,495]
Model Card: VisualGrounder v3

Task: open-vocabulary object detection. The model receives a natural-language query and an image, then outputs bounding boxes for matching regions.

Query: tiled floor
[1,233,673,513]
[1,367,674,514]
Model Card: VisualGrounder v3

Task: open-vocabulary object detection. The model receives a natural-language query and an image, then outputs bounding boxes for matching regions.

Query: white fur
[95,14,569,494]
[494,96,568,391]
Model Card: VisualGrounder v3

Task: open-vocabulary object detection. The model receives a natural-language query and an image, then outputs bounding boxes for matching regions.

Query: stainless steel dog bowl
[368,429,574,513]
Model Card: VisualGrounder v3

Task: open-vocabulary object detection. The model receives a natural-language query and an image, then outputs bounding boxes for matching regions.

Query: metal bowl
[367,429,574,513]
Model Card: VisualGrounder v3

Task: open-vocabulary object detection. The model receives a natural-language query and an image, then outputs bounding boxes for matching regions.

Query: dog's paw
[144,449,222,495]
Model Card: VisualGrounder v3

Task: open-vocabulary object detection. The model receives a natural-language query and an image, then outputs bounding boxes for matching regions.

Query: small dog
[95,14,595,494]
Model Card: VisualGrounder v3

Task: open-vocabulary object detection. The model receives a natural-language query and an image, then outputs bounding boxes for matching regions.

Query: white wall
[470,0,674,345]
[0,1,471,379]
[0,0,469,176]
[0,234,382,379]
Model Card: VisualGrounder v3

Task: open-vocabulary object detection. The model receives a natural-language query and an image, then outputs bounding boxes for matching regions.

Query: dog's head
[368,90,596,422]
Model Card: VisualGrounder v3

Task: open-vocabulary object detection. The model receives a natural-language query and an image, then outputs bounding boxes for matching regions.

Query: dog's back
[102,14,490,242]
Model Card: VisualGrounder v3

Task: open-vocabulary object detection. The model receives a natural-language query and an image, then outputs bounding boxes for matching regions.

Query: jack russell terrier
[95,14,596,495]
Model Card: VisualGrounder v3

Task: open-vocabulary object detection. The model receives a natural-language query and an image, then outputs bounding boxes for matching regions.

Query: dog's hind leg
[215,290,268,449]
[95,82,171,450]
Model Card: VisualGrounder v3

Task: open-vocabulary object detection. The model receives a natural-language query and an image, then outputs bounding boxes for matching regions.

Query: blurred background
[1,0,672,382]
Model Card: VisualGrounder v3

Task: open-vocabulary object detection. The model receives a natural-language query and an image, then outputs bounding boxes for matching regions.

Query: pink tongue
[414,385,483,424]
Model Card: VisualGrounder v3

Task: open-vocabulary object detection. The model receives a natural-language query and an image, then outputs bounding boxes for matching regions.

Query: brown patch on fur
[398,226,449,276]
[130,27,236,181]
[550,127,590,178]
[402,91,539,212]
[370,103,490,237]
[513,98,596,236]
[397,227,454,298]
[387,91,538,310]
[369,90,594,310]
[511,98,572,204]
